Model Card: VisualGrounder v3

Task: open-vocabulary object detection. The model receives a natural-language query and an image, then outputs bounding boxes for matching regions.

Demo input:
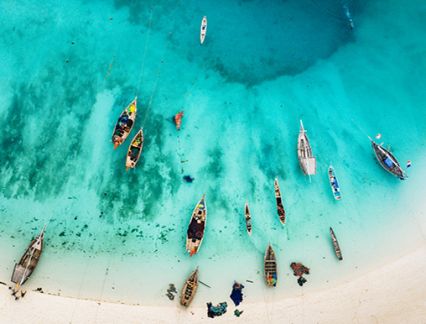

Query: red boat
[174,111,184,130]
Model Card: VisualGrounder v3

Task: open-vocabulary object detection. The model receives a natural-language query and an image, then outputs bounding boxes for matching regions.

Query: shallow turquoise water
[0,0,425,305]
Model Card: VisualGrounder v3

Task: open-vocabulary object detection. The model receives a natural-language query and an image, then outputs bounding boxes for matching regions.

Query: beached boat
[330,227,343,260]
[264,244,277,287]
[200,16,207,44]
[186,195,207,256]
[125,129,144,170]
[174,111,184,130]
[180,268,199,307]
[370,138,406,180]
[297,120,316,176]
[244,202,252,235]
[274,178,286,224]
[112,97,137,149]
[328,165,342,200]
[11,226,46,290]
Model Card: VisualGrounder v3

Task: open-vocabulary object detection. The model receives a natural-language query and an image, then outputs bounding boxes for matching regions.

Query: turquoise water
[0,0,425,306]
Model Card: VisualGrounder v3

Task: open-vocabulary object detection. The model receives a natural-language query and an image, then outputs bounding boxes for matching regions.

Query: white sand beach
[1,244,425,324]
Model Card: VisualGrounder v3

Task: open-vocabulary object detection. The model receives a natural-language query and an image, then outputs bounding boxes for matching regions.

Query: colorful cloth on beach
[230,282,244,306]
[207,302,227,318]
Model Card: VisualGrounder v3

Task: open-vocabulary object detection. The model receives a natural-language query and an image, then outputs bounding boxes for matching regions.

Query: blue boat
[328,165,342,200]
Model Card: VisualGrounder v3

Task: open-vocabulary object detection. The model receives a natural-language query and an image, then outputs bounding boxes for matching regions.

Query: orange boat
[174,111,184,131]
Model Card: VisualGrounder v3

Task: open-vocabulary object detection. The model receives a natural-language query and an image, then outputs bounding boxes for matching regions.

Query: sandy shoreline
[1,244,425,324]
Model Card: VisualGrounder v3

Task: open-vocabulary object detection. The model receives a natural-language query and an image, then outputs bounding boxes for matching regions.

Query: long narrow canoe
[297,120,316,176]
[200,16,207,44]
[264,244,277,287]
[370,138,406,180]
[328,165,342,200]
[180,268,199,307]
[186,195,207,256]
[330,227,343,261]
[274,178,286,224]
[244,202,252,235]
[126,129,144,170]
[11,226,46,290]
[112,97,137,149]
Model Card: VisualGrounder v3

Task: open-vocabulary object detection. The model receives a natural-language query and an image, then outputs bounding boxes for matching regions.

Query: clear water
[0,0,425,306]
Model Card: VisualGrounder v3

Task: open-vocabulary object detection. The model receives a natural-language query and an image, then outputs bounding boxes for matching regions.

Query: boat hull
[274,178,286,224]
[200,16,207,44]
[125,129,144,170]
[264,245,277,287]
[330,227,343,260]
[11,231,44,286]
[328,166,342,200]
[244,202,252,235]
[297,120,316,176]
[174,112,184,130]
[371,141,406,180]
[112,98,137,149]
[186,196,207,256]
[180,269,198,307]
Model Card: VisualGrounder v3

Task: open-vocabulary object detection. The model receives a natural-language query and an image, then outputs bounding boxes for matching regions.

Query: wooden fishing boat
[174,111,184,130]
[11,226,46,290]
[186,195,207,256]
[274,178,286,224]
[112,97,137,149]
[297,120,316,176]
[125,129,144,170]
[328,165,342,200]
[180,268,199,307]
[244,202,252,235]
[200,16,207,44]
[329,227,343,260]
[370,138,406,180]
[264,244,277,287]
